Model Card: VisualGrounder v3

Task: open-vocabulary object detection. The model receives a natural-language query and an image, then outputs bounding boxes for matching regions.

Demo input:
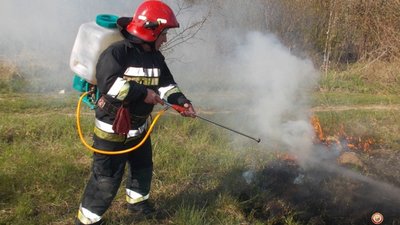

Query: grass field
[1,64,400,224]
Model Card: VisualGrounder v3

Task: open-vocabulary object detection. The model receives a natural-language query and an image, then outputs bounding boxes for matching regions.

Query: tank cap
[96,14,119,28]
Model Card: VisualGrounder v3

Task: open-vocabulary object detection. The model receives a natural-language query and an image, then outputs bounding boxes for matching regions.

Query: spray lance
[163,101,261,143]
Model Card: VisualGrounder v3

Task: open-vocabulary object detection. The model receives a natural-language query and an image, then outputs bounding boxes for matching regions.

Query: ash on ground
[239,154,400,225]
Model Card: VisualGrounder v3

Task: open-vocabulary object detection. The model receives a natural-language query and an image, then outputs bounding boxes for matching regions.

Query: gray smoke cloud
[172,5,400,211]
[228,32,317,154]
[1,0,317,152]
[169,1,319,161]
[1,0,319,157]
[0,0,139,90]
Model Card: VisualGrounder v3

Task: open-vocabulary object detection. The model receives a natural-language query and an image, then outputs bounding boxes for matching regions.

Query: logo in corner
[371,212,384,225]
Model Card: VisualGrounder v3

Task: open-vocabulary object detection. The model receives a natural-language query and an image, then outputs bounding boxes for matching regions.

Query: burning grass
[236,114,400,224]
[239,154,400,225]
[312,115,377,153]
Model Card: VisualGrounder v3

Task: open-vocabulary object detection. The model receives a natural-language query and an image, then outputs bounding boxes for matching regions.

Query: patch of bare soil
[239,149,400,225]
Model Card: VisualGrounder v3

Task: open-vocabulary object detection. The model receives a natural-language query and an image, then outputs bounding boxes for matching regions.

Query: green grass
[319,63,400,95]
[312,92,400,106]
[313,65,400,150]
[0,92,270,225]
[1,74,400,225]
[0,100,90,224]
[314,109,400,150]
[0,93,77,113]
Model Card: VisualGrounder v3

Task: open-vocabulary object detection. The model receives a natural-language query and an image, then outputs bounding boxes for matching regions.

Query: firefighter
[75,1,196,224]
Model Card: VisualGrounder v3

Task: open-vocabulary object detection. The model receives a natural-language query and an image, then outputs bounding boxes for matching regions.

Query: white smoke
[0,0,139,91]
[170,1,319,161]
[170,3,400,210]
[228,32,317,155]
[1,0,319,157]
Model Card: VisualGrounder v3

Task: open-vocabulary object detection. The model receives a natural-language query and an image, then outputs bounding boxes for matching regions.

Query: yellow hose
[76,92,166,155]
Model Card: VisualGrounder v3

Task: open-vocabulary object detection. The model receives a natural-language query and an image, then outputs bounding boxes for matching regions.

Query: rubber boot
[75,218,105,225]
[127,200,156,217]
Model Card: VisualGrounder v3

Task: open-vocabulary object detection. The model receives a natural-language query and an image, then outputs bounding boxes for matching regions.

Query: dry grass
[0,59,27,93]
[1,55,400,224]
[358,59,400,84]
[318,60,400,95]
[0,59,21,81]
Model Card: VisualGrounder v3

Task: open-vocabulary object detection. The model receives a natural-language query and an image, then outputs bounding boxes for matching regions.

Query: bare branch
[160,1,210,53]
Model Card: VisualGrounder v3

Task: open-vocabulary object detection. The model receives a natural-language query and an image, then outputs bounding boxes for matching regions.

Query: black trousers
[79,134,153,217]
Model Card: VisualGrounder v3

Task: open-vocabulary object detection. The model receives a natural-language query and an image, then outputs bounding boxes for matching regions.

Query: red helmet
[126,0,179,42]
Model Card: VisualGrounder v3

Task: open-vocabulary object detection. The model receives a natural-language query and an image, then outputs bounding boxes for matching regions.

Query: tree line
[264,0,400,70]
[183,0,400,70]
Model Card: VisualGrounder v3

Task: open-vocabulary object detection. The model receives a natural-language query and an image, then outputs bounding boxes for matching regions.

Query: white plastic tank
[70,14,123,84]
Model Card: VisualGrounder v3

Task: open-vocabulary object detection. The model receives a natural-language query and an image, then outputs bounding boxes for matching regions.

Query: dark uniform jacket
[95,39,189,135]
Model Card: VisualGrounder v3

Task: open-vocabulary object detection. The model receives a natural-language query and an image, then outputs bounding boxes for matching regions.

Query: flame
[275,151,298,164]
[311,115,324,141]
[311,115,375,152]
